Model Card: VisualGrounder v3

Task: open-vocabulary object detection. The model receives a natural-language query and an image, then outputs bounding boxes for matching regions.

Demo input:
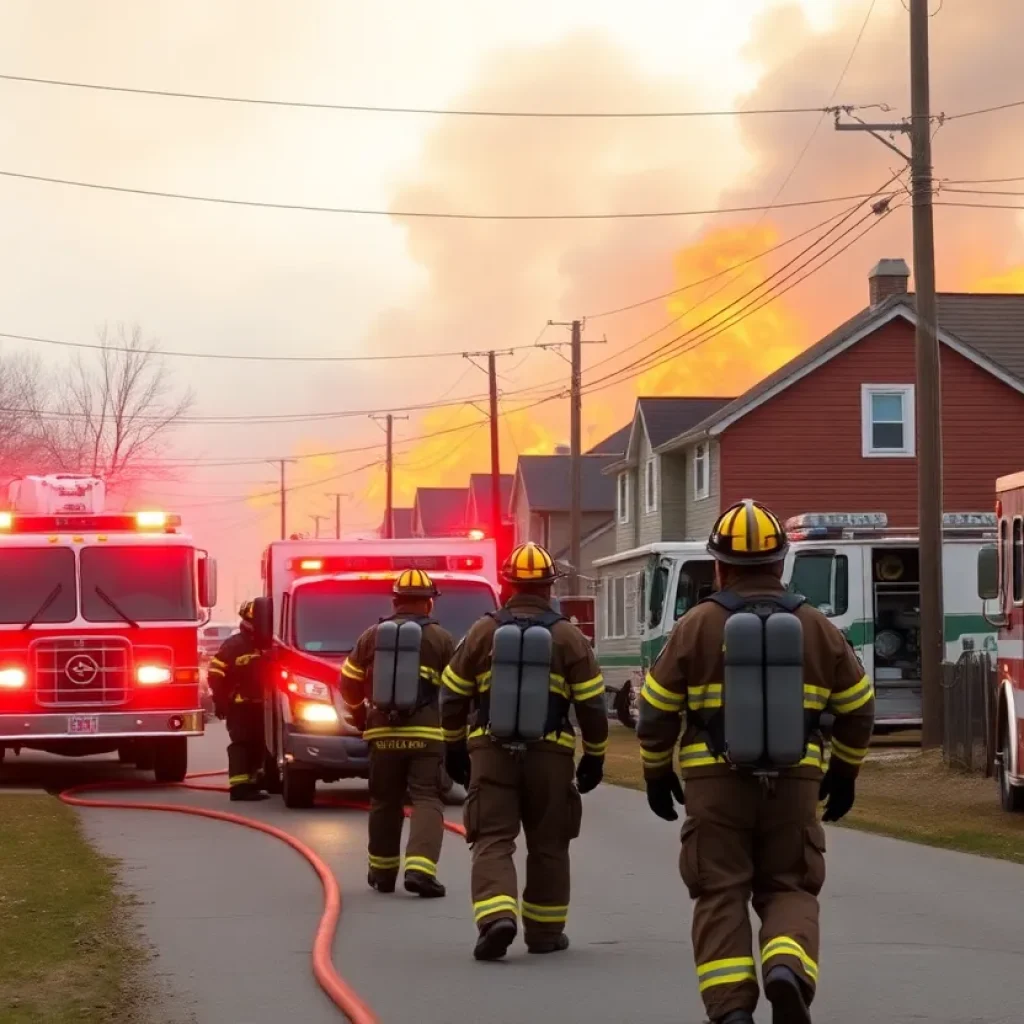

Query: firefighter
[637,500,875,1024]
[340,568,454,899]
[208,601,268,802]
[442,541,608,961]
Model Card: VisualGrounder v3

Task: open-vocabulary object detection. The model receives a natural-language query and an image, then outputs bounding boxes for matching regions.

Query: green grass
[603,725,1024,864]
[0,795,149,1023]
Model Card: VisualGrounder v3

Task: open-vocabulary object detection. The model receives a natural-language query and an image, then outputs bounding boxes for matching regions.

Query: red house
[637,259,1024,533]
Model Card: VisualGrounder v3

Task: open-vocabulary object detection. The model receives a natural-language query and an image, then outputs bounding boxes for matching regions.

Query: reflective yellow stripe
[762,936,819,982]
[696,956,757,992]
[570,674,604,702]
[676,741,824,770]
[803,684,830,711]
[210,657,226,668]
[443,726,467,742]
[800,743,824,769]
[467,726,576,749]
[442,666,475,696]
[829,674,873,714]
[830,736,868,766]
[521,901,568,923]
[641,746,674,766]
[419,666,441,685]
[341,661,365,680]
[208,667,224,678]
[473,894,518,923]
[688,681,723,710]
[582,738,608,756]
[228,774,253,785]
[363,726,444,742]
[404,856,437,877]
[640,673,685,713]
[368,853,401,871]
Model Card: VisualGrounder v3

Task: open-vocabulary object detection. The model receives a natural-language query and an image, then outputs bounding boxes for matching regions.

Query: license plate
[68,715,99,735]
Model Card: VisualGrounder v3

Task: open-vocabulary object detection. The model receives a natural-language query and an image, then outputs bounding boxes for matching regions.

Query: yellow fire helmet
[393,568,438,598]
[707,499,789,566]
[501,541,558,584]
[238,599,256,628]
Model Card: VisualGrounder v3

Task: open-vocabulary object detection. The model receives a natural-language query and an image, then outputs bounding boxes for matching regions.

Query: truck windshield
[0,548,77,625]
[294,578,498,654]
[80,546,197,622]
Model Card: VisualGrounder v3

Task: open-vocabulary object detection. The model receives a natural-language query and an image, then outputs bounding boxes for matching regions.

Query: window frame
[1013,516,1023,607]
[617,472,630,525]
[693,442,710,501]
[644,457,659,514]
[602,575,628,639]
[861,383,916,458]
[999,517,1009,604]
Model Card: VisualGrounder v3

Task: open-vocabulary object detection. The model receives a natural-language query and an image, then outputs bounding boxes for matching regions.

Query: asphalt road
[4,727,1023,1024]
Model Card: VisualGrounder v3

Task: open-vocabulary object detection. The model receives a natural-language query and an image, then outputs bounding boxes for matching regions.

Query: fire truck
[0,474,216,782]
[977,473,1024,811]
[253,536,499,808]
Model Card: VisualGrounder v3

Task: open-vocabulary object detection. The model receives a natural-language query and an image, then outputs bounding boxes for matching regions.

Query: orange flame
[966,265,1024,294]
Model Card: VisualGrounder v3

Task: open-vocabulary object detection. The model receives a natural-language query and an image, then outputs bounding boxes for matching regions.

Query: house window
[602,576,627,639]
[693,443,710,501]
[644,458,658,514]
[861,384,915,457]
[617,472,630,525]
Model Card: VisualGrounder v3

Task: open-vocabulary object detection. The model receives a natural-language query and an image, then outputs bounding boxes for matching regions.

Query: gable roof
[412,487,468,536]
[379,507,414,538]
[515,454,617,513]
[467,473,514,524]
[586,424,631,455]
[638,396,734,449]
[656,290,1024,451]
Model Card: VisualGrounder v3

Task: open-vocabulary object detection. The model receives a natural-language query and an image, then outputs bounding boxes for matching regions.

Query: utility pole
[310,514,329,538]
[371,413,408,539]
[270,459,297,540]
[834,0,944,747]
[487,350,502,541]
[325,492,349,539]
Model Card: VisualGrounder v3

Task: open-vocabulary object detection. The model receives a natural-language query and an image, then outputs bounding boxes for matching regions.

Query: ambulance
[0,474,215,781]
[596,510,996,731]
[254,536,500,808]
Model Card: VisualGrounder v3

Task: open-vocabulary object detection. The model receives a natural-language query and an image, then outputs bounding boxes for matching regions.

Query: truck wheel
[282,764,316,809]
[133,742,156,771]
[153,738,188,784]
[117,742,136,764]
[998,723,1024,813]
[262,749,282,795]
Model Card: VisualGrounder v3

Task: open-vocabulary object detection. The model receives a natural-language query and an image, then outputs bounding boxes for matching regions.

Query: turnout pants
[464,742,582,942]
[368,740,444,882]
[680,775,825,1021]
[226,702,265,791]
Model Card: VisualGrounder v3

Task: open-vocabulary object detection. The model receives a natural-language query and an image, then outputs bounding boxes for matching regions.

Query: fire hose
[60,772,468,1024]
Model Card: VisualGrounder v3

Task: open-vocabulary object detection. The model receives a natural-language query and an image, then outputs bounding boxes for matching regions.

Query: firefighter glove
[575,753,604,794]
[445,740,471,787]
[646,771,685,821]
[819,767,856,822]
[347,702,368,732]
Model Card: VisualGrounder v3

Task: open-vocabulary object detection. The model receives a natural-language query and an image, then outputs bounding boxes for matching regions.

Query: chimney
[554,443,570,456]
[868,258,910,307]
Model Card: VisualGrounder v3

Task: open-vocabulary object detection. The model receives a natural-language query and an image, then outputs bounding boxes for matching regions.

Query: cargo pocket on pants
[802,822,827,896]
[566,785,583,841]
[463,788,480,845]
[678,818,702,898]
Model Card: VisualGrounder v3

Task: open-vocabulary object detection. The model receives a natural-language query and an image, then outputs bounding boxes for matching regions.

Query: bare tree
[0,352,45,479]
[35,324,194,496]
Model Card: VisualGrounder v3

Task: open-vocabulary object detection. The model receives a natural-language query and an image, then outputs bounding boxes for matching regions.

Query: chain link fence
[942,649,997,775]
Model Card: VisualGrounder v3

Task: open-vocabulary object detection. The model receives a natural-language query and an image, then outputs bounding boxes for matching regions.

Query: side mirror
[198,556,218,609]
[251,596,274,652]
[977,544,999,601]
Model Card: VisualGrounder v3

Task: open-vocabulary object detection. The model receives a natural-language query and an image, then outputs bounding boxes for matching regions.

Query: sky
[0,0,1021,613]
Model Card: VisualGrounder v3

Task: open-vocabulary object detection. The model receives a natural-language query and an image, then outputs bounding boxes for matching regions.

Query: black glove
[575,754,604,794]
[212,699,227,721]
[445,741,471,787]
[347,702,368,732]
[819,768,856,822]
[646,772,685,821]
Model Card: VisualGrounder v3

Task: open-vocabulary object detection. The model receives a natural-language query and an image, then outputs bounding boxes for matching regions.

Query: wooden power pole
[487,350,502,542]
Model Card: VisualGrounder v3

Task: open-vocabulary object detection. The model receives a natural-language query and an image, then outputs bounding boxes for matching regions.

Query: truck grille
[33,637,130,707]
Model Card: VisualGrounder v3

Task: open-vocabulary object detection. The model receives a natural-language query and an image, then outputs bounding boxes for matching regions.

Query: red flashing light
[468,529,486,541]
[451,555,483,571]
[0,512,182,534]
[996,499,1003,518]
[299,559,324,571]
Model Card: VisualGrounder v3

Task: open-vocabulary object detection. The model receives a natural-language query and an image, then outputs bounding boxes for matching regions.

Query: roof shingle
[413,487,468,536]
[516,454,617,513]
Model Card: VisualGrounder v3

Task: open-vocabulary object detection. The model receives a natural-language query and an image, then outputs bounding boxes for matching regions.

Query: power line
[944,98,1024,122]
[0,168,897,221]
[942,174,1024,185]
[0,72,871,119]
[934,199,1024,211]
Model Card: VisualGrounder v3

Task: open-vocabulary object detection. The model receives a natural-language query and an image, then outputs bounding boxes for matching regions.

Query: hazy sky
[0,0,1020,611]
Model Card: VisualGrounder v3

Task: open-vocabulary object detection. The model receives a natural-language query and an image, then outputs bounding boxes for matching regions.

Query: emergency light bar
[785,512,889,531]
[0,511,182,533]
[942,512,997,528]
[289,554,484,573]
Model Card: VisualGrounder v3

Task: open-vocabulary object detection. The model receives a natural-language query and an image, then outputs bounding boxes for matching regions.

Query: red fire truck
[0,475,216,782]
[979,472,1024,811]
[253,536,499,808]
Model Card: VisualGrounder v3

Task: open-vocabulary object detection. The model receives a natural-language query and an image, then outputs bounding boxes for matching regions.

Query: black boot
[367,871,396,894]
[716,1011,755,1024]
[526,934,570,954]
[404,870,446,898]
[473,917,517,961]
[229,784,269,802]
[764,965,812,1024]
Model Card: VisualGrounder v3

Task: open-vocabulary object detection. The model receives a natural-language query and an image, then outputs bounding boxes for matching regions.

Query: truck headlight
[297,702,339,725]
[137,665,172,685]
[0,667,26,689]
[287,675,331,701]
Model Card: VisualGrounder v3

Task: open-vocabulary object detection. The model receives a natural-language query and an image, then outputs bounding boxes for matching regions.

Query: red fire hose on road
[60,772,468,1024]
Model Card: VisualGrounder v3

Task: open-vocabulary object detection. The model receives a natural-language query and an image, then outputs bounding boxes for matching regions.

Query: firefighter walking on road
[340,569,455,899]
[637,500,875,1024]
[208,601,269,802]
[442,542,608,961]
